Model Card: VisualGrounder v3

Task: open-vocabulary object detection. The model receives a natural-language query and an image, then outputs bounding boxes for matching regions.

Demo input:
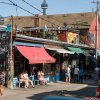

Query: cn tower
[41,0,48,15]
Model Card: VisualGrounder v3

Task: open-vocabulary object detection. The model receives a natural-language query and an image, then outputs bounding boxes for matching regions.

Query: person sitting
[23,71,35,88]
[38,70,47,85]
[19,72,29,88]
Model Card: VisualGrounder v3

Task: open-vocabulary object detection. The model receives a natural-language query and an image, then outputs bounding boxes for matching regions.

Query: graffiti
[88,31,95,44]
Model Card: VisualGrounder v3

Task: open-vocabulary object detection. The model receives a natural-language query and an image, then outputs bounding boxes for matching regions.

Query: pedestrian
[94,66,100,82]
[70,65,75,81]
[0,68,5,96]
[65,66,71,84]
[79,67,84,83]
[74,65,79,83]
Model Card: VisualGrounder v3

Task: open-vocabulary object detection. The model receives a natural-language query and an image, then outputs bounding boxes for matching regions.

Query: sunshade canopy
[16,46,56,64]
[45,47,74,54]
[56,49,74,54]
[67,47,84,54]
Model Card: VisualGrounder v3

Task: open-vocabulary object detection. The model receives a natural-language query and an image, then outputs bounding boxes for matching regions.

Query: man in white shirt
[74,66,79,83]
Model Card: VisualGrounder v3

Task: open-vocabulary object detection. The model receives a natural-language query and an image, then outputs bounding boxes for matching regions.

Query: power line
[22,0,43,13]
[8,0,34,15]
[21,0,64,26]
[0,2,18,18]
[22,0,91,28]
[8,0,60,27]
[0,2,12,5]
[1,0,90,28]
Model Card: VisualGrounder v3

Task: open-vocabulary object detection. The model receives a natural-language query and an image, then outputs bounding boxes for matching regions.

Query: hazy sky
[0,0,98,17]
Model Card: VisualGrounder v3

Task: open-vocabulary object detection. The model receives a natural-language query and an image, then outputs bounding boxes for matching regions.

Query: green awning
[67,47,84,54]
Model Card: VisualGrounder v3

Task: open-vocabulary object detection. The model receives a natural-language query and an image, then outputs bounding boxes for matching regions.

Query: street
[0,80,98,100]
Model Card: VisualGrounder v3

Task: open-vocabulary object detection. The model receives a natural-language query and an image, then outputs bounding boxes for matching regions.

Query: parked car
[41,96,84,100]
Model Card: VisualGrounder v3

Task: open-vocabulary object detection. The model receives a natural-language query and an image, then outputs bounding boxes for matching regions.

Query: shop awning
[16,46,56,64]
[67,47,84,54]
[56,49,74,54]
[46,47,74,54]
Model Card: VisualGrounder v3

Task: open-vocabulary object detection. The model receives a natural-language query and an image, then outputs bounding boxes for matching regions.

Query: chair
[13,77,24,88]
[18,79,24,88]
[30,75,40,85]
[30,75,35,85]
[34,79,40,85]
[45,76,50,82]
[13,77,19,88]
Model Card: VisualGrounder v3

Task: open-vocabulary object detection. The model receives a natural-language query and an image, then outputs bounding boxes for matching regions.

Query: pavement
[0,80,96,100]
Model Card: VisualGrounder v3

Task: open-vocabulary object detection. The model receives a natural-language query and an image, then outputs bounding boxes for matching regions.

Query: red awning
[16,46,56,64]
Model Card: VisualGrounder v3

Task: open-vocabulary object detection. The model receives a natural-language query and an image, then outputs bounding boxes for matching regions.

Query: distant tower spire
[41,0,48,15]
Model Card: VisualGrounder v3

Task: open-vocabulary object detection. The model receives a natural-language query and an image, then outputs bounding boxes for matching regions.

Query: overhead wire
[8,0,34,15]
[22,0,64,26]
[0,1,18,17]
[8,0,60,27]
[0,2,12,5]
[1,0,89,28]
[22,0,43,13]
[22,0,92,28]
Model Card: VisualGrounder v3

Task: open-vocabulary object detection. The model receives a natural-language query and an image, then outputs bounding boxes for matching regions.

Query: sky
[0,0,98,17]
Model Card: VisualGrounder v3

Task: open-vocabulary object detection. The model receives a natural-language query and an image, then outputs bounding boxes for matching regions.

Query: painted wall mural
[67,32,78,43]
[89,17,100,48]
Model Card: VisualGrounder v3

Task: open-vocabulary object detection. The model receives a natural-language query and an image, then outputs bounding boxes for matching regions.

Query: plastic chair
[18,78,24,88]
[13,77,18,88]
[30,75,38,85]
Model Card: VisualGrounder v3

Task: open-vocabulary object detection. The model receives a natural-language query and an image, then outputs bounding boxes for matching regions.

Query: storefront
[44,44,75,82]
[13,41,56,83]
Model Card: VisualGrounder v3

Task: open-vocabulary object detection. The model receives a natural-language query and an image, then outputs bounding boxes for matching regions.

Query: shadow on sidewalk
[26,83,97,100]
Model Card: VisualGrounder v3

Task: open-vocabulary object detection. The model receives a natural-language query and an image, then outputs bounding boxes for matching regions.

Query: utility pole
[92,0,99,68]
[8,16,14,89]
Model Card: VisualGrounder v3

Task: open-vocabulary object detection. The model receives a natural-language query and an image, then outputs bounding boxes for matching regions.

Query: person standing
[65,66,71,84]
[94,67,100,82]
[79,67,84,83]
[74,65,79,83]
[0,68,5,96]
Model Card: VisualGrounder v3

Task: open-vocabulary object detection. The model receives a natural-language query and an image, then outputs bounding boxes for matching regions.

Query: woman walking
[0,68,5,96]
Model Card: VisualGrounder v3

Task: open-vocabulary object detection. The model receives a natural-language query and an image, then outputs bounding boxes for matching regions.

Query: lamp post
[92,0,99,68]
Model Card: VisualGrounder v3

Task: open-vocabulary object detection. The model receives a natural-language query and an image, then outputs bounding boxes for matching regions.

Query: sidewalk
[0,81,88,100]
[83,79,99,84]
